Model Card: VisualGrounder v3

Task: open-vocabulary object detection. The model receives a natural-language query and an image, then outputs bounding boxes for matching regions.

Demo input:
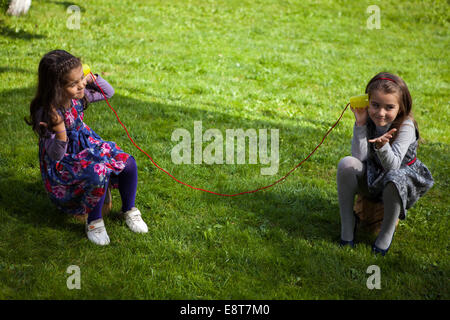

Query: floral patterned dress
[39,99,130,215]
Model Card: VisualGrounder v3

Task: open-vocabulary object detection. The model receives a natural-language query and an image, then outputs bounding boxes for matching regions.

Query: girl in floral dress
[26,50,148,245]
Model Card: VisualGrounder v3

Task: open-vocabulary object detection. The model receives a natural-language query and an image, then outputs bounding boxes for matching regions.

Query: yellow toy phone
[82,64,91,77]
[349,94,369,109]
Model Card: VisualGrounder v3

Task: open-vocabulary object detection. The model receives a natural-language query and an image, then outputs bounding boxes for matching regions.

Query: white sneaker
[86,218,110,245]
[122,207,148,233]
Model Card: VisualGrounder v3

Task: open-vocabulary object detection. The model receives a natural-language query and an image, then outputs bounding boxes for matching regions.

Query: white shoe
[122,207,148,233]
[86,218,110,245]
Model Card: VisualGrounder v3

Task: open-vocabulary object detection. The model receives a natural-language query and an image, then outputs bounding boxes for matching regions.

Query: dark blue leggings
[87,156,138,223]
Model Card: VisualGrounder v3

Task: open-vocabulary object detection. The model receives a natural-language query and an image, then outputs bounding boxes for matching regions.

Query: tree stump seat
[353,194,399,234]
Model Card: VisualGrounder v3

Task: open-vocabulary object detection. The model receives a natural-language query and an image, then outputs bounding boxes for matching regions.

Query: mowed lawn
[0,0,448,299]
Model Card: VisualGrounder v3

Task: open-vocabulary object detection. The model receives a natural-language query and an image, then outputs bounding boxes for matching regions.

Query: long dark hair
[365,72,417,143]
[25,50,89,137]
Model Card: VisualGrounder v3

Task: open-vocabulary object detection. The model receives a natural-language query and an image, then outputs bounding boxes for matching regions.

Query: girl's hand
[86,73,97,84]
[40,110,67,142]
[368,128,397,149]
[350,106,368,126]
[39,121,48,129]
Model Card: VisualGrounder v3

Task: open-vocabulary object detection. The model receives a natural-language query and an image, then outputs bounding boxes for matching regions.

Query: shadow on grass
[0,66,33,74]
[49,1,86,12]
[0,25,46,40]
[0,173,83,236]
[200,184,344,244]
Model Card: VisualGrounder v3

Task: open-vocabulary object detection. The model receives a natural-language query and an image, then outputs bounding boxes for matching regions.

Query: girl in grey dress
[337,72,434,255]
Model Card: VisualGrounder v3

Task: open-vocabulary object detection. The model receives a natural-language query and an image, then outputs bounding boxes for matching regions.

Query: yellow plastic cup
[82,64,91,77]
[349,94,369,109]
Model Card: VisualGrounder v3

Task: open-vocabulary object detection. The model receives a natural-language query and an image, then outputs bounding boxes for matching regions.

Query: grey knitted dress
[365,118,434,219]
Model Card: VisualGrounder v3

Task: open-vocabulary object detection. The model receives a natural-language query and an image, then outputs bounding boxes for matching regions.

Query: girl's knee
[125,155,136,169]
[120,155,137,178]
[337,156,363,175]
[383,182,402,203]
[383,182,398,195]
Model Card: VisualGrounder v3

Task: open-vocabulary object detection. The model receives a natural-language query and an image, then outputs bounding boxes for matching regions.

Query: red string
[91,72,349,197]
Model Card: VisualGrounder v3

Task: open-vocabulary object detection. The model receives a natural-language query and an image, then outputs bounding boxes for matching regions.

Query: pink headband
[378,77,396,83]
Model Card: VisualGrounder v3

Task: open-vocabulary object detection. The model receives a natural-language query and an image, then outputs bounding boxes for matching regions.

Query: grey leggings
[337,156,401,249]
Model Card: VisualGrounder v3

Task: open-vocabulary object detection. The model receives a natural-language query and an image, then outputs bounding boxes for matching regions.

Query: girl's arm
[84,74,115,103]
[350,106,369,161]
[351,123,368,161]
[40,110,68,161]
[374,120,416,170]
[43,135,68,161]
[51,111,67,142]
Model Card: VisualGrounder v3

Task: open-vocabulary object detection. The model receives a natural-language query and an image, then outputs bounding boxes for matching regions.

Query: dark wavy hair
[25,50,89,137]
[365,72,417,143]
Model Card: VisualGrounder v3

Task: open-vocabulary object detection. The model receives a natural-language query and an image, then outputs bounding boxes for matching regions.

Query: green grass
[0,0,449,299]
